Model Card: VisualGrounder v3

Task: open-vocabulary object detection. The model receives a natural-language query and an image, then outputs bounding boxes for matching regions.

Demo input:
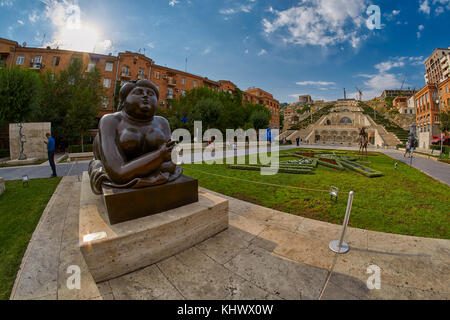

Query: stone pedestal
[79,172,229,282]
[103,175,199,225]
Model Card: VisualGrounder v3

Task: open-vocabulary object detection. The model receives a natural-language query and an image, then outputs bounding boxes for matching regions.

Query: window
[138,68,145,75]
[155,71,160,79]
[87,62,96,72]
[181,90,186,96]
[103,78,111,88]
[122,65,129,76]
[167,88,174,99]
[181,77,186,85]
[102,97,109,109]
[52,56,60,66]
[16,55,24,65]
[193,80,198,88]
[34,56,42,64]
[105,62,114,72]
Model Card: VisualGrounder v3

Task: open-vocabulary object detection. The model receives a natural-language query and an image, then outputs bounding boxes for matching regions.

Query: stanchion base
[329,240,350,254]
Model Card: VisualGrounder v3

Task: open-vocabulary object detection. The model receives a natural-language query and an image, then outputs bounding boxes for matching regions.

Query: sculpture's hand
[163,141,176,162]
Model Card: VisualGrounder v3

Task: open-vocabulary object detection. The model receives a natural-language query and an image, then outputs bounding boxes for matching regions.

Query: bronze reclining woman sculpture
[89,79,182,195]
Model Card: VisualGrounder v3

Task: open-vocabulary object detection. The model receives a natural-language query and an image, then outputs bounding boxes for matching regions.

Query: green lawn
[0,178,61,300]
[182,148,450,239]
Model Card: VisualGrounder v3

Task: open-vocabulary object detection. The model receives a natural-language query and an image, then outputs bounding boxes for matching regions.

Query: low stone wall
[9,123,51,160]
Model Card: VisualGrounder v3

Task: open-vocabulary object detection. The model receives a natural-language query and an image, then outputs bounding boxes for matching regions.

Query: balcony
[137,74,146,80]
[167,79,177,86]
[121,72,131,78]
[29,63,42,70]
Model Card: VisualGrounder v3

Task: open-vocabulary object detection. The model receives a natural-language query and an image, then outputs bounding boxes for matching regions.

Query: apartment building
[298,95,312,105]
[1,37,281,128]
[245,88,280,128]
[438,77,450,112]
[424,48,450,84]
[414,84,440,149]
[393,96,415,115]
[381,89,415,99]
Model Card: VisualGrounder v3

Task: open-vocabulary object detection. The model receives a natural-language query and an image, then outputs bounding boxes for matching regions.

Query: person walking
[404,139,411,158]
[45,133,57,177]
[296,137,300,146]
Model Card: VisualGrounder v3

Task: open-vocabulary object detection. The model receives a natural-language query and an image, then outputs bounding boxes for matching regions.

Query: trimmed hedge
[340,160,383,178]
[68,144,93,153]
[229,165,314,174]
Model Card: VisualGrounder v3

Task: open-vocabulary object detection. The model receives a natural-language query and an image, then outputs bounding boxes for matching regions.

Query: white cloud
[220,1,256,16]
[42,0,113,53]
[419,0,431,14]
[262,0,369,48]
[244,49,249,54]
[169,0,179,7]
[417,25,425,38]
[28,10,40,23]
[17,19,24,25]
[296,81,336,86]
[257,49,267,56]
[147,42,155,49]
[0,0,14,7]
[202,47,211,55]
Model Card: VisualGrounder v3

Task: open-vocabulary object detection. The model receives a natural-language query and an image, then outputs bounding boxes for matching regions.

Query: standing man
[296,137,300,146]
[404,139,411,158]
[45,133,57,177]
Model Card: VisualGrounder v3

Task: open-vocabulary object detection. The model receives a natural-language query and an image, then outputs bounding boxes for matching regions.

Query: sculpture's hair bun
[118,80,160,111]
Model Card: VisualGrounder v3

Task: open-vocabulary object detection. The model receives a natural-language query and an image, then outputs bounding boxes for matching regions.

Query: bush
[431,145,449,154]
[0,149,9,158]
[68,144,93,153]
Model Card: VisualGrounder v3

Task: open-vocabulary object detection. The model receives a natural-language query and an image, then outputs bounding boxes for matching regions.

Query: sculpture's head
[119,80,160,120]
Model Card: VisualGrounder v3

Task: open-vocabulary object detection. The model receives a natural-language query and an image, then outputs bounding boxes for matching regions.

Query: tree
[36,59,102,150]
[439,110,450,133]
[0,66,41,123]
[249,110,270,131]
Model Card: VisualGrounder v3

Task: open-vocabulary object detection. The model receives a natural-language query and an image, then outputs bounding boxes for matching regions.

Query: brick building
[245,88,280,128]
[415,84,440,149]
[438,77,450,112]
[424,48,450,85]
[1,37,280,128]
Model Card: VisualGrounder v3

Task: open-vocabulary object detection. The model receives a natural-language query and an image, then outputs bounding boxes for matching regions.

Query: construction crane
[400,73,407,90]
[355,87,363,101]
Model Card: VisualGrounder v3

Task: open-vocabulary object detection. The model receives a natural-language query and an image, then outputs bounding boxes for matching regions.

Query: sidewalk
[10,176,450,300]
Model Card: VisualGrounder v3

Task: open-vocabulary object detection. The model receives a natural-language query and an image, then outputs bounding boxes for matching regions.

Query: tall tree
[0,66,41,123]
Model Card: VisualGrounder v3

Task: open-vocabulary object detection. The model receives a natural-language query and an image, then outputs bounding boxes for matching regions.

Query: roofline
[14,45,117,59]
[153,64,219,84]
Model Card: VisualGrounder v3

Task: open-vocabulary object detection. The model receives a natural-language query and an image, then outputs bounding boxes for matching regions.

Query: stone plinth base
[79,172,229,282]
[103,175,198,225]
[6,158,37,165]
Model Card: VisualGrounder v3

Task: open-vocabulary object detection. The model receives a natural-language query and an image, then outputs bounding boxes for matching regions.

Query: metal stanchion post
[329,191,354,254]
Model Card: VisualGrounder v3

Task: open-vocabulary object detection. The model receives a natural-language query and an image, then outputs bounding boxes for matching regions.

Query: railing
[121,72,131,77]
[167,79,177,86]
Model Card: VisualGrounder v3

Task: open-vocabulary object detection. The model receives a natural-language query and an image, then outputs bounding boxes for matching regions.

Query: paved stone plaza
[10,176,450,300]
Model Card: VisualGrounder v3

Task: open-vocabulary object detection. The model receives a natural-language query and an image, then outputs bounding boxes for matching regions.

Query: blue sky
[1,0,449,103]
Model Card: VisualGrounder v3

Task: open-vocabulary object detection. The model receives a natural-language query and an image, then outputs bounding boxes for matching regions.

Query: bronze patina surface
[103,175,198,225]
[88,79,198,222]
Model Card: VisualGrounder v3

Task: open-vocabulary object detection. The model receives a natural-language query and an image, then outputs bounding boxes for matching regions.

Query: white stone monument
[7,122,51,165]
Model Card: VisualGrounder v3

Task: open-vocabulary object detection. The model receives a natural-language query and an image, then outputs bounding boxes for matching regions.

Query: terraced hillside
[359,102,409,145]
[289,105,335,130]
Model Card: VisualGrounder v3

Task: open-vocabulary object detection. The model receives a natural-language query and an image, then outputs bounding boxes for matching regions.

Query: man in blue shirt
[45,133,57,177]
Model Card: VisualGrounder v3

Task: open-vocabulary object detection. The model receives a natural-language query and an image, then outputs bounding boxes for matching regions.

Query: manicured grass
[182,148,450,239]
[0,178,61,300]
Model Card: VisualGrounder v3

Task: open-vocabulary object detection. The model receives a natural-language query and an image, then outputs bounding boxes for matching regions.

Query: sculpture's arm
[98,115,166,184]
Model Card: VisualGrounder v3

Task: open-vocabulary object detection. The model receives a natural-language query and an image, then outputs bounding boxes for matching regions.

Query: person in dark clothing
[296,137,300,146]
[45,133,57,177]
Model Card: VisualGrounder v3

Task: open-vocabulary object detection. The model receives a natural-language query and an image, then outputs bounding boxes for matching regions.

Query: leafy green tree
[36,59,102,150]
[439,111,450,133]
[249,110,270,131]
[0,66,41,123]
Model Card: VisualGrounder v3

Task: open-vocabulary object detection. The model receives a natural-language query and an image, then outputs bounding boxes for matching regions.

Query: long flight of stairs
[359,103,410,145]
